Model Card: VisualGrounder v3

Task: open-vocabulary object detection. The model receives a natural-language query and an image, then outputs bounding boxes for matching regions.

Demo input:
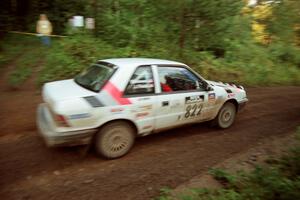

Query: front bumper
[238,98,248,112]
[37,104,97,147]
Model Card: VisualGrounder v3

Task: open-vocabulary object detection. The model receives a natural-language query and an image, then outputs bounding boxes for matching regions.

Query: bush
[2,33,300,87]
[2,35,45,87]
[0,35,38,67]
[37,32,183,84]
[9,67,32,87]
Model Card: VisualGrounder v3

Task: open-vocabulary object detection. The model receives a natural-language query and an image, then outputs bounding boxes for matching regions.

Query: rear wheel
[94,121,135,159]
[215,102,237,129]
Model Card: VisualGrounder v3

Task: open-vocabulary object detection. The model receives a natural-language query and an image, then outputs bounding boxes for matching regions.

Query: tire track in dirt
[0,84,299,199]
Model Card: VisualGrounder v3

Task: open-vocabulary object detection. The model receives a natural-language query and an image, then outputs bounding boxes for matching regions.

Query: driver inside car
[160,75,173,92]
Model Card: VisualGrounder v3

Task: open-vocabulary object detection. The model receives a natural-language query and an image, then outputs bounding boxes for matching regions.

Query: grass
[1,35,46,87]
[0,39,24,67]
[9,45,46,87]
[156,127,300,200]
[8,67,32,87]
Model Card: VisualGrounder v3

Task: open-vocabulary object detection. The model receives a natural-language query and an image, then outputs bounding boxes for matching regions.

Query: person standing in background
[36,14,52,46]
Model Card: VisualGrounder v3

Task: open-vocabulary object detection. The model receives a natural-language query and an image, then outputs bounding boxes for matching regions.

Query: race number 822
[185,103,203,118]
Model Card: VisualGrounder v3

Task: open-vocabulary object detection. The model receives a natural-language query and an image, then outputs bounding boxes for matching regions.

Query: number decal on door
[185,103,203,118]
[184,95,204,119]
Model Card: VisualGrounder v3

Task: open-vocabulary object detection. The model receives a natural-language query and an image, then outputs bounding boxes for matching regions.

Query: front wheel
[214,102,237,129]
[94,121,135,159]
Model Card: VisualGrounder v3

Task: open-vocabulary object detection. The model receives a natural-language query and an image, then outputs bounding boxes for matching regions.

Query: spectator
[36,14,52,46]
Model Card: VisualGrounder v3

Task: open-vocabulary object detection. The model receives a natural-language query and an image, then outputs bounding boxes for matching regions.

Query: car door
[123,65,157,135]
[153,65,215,131]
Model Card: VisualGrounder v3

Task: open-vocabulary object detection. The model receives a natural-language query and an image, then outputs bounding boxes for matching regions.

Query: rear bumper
[37,104,97,147]
[238,98,248,112]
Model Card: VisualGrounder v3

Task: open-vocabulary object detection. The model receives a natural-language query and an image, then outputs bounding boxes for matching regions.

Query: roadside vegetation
[9,41,46,87]
[0,36,46,87]
[1,0,300,87]
[2,31,300,87]
[157,127,300,200]
[0,36,33,67]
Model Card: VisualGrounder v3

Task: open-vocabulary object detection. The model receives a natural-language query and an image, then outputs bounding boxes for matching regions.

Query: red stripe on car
[103,81,132,105]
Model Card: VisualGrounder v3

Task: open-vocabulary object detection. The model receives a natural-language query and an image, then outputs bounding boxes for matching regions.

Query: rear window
[75,63,115,92]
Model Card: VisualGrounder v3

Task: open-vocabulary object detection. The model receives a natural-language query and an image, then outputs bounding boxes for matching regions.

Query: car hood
[206,80,245,91]
[43,79,95,105]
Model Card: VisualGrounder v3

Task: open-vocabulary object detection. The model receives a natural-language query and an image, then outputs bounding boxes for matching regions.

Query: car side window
[158,66,205,92]
[125,66,155,95]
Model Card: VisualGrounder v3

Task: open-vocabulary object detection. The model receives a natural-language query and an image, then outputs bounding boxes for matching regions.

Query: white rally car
[37,58,248,159]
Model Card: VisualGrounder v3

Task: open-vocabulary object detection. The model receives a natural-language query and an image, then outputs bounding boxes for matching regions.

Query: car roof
[99,58,187,68]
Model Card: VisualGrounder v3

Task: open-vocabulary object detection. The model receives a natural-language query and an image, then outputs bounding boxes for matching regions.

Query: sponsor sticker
[137,97,151,101]
[110,108,124,113]
[69,113,91,120]
[136,112,149,118]
[228,93,235,98]
[184,95,204,119]
[185,95,204,104]
[132,83,154,89]
[208,93,216,101]
[138,104,152,111]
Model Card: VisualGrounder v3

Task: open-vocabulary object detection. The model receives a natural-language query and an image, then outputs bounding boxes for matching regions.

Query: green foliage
[1,0,300,86]
[279,134,300,179]
[209,168,237,187]
[33,33,300,86]
[9,67,32,87]
[0,35,36,67]
[157,127,300,200]
[37,39,82,84]
[0,45,19,67]
[156,187,173,200]
[0,35,44,86]
[37,31,182,84]
[6,36,44,87]
[268,42,300,66]
[266,0,300,44]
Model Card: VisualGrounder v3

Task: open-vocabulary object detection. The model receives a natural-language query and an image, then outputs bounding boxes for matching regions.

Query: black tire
[214,102,237,129]
[94,121,135,159]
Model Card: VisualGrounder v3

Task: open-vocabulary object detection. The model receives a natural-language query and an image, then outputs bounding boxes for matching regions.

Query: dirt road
[0,65,300,199]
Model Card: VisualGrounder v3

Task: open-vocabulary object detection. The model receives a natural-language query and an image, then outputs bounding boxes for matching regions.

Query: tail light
[54,114,70,127]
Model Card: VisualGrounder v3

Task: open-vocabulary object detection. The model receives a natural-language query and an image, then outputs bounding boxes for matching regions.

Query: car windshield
[75,63,115,92]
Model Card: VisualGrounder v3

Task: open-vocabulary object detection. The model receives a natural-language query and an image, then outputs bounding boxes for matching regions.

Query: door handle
[162,101,169,106]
